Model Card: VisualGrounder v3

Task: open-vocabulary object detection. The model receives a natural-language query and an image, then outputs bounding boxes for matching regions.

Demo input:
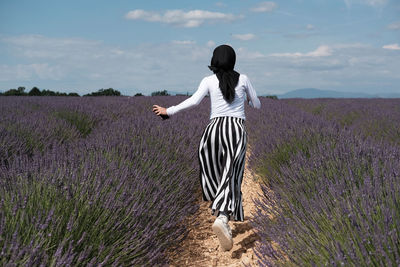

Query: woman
[152,44,261,251]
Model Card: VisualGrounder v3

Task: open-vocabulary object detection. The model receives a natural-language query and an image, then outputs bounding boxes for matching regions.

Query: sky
[0,0,399,96]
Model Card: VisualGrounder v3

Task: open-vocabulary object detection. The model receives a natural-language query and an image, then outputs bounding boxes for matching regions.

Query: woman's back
[166,73,260,120]
[206,74,259,120]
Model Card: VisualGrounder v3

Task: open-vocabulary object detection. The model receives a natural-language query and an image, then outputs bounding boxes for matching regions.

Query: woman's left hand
[152,105,168,116]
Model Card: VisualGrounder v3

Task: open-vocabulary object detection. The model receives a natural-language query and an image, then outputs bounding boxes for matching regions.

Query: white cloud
[250,2,278,12]
[0,63,64,81]
[0,34,215,94]
[110,48,124,55]
[344,0,388,8]
[1,34,399,96]
[237,47,265,59]
[0,34,103,60]
[232,33,256,41]
[306,24,315,30]
[363,0,387,6]
[1,34,101,47]
[125,9,241,28]
[383,43,400,50]
[331,43,370,49]
[307,46,333,57]
[172,40,196,45]
[207,40,216,48]
[270,45,332,58]
[388,21,400,30]
[238,44,398,95]
[344,0,352,8]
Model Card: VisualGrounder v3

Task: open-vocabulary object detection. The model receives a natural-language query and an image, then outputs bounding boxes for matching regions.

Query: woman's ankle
[218,211,229,220]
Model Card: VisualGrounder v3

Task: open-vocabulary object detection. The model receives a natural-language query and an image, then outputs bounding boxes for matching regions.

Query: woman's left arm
[244,75,261,109]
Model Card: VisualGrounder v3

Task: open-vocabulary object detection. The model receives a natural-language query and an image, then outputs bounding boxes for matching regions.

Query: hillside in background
[276,88,400,99]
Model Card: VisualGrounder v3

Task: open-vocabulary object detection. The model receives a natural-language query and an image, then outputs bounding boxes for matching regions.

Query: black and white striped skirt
[198,116,247,222]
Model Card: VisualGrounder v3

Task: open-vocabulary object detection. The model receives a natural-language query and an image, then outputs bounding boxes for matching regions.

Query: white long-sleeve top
[166,74,261,120]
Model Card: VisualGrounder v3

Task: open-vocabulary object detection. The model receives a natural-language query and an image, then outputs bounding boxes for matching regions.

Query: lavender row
[283,98,400,145]
[0,96,210,266]
[245,98,400,266]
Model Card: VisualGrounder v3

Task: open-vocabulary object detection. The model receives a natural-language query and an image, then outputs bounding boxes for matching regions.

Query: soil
[166,148,271,267]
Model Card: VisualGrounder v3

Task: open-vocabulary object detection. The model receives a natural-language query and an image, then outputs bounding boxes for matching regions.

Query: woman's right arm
[166,77,209,116]
[244,75,261,109]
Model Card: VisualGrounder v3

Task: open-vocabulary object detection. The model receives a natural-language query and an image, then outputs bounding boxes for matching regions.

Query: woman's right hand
[152,105,170,120]
[152,105,167,116]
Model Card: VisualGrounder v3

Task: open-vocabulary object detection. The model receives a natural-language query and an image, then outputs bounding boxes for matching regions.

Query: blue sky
[0,0,399,96]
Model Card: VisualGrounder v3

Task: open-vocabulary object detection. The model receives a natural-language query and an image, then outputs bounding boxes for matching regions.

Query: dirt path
[167,148,267,267]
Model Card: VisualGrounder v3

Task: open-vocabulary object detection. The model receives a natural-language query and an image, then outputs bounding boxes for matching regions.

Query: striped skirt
[198,116,247,222]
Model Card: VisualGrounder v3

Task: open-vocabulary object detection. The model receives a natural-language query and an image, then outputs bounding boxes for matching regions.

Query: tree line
[0,87,278,99]
[0,87,176,97]
[0,87,121,97]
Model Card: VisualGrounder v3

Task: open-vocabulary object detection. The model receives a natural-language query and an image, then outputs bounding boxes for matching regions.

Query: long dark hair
[208,45,240,104]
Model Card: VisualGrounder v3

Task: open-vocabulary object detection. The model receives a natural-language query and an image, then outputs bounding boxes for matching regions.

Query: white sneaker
[212,215,233,251]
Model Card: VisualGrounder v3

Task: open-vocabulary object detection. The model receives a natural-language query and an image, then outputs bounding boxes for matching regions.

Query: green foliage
[0,97,205,265]
[134,93,144,96]
[263,95,278,100]
[3,123,44,157]
[311,104,324,115]
[256,134,319,187]
[250,99,400,266]
[271,141,397,266]
[4,87,28,96]
[28,87,42,96]
[1,86,79,96]
[52,110,97,137]
[0,172,145,266]
[338,111,360,127]
[41,89,68,96]
[68,92,80,97]
[151,90,170,96]
[84,88,121,96]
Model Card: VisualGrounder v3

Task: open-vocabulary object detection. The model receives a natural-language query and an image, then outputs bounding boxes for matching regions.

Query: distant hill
[277,88,400,99]
[377,92,400,98]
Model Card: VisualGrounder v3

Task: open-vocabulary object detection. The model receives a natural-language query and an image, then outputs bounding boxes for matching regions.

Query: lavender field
[247,98,400,266]
[1,96,399,266]
[0,96,210,266]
